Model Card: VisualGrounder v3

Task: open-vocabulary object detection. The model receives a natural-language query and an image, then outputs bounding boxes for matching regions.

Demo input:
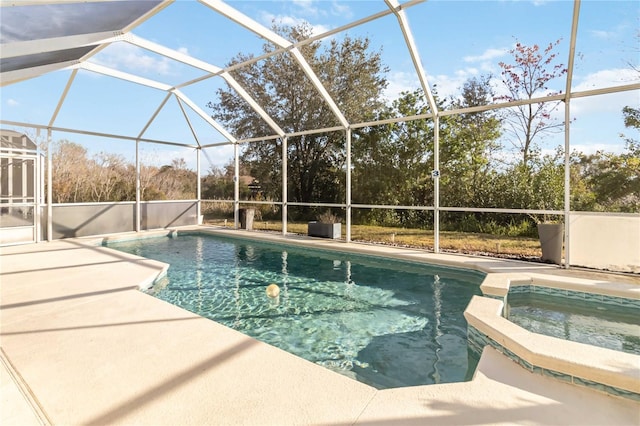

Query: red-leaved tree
[496,39,568,167]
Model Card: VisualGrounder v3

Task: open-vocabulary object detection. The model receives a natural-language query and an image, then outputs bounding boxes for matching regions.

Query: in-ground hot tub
[465,273,640,402]
[506,287,640,355]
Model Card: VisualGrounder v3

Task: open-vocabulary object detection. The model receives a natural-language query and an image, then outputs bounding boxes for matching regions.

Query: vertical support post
[282,136,288,236]
[46,128,52,242]
[196,147,202,225]
[7,153,13,202]
[234,142,240,229]
[35,148,41,243]
[563,103,571,269]
[21,140,27,205]
[41,149,45,224]
[563,0,581,269]
[135,139,141,232]
[433,115,440,253]
[345,128,352,242]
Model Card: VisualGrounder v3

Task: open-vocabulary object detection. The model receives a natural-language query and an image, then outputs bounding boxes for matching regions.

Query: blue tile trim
[542,368,573,383]
[467,325,640,402]
[485,294,504,301]
[507,285,529,294]
[504,285,640,309]
[573,376,640,403]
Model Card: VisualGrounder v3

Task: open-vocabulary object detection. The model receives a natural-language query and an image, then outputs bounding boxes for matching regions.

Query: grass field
[204,219,543,260]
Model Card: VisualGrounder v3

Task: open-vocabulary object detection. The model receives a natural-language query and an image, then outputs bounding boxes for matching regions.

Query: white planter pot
[537,223,564,265]
[239,208,255,230]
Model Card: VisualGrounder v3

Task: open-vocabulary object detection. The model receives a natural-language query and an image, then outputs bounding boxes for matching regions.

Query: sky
[1,0,639,171]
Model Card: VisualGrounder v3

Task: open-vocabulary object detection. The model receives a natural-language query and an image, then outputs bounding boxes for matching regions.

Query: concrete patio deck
[2,229,639,425]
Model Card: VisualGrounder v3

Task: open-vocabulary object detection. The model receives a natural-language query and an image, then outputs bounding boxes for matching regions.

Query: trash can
[239,208,255,230]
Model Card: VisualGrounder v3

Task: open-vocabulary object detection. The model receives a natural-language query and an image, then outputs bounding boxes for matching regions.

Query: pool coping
[102,226,640,401]
[2,225,639,424]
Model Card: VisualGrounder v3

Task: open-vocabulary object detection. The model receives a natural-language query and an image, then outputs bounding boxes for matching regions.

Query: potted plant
[535,215,564,265]
[308,211,341,239]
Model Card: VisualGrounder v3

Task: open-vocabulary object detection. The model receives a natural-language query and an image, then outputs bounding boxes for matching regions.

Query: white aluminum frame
[1,0,638,269]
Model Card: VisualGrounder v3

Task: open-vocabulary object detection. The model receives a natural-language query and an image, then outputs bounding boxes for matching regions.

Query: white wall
[569,212,640,273]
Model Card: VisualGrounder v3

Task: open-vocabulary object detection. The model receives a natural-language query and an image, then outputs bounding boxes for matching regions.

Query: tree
[496,39,568,166]
[622,105,640,131]
[87,152,129,202]
[153,158,197,200]
[440,76,502,207]
[201,165,234,200]
[49,139,199,202]
[352,89,433,226]
[209,23,388,210]
[51,140,90,203]
[571,104,640,213]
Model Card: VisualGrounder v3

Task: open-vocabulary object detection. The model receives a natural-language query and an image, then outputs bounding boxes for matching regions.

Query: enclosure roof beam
[564,0,580,100]
[385,0,438,116]
[48,68,78,128]
[78,62,172,91]
[219,72,285,137]
[121,0,175,34]
[197,0,293,49]
[0,119,197,148]
[0,31,121,60]
[125,34,285,137]
[172,89,237,143]
[70,1,174,71]
[289,47,350,129]
[174,0,424,91]
[0,60,79,87]
[198,0,350,129]
[125,33,223,74]
[569,82,640,98]
[137,93,173,140]
[176,96,202,148]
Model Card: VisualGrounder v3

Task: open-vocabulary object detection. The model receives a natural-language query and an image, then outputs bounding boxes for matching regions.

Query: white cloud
[570,142,626,155]
[330,1,352,19]
[570,68,639,117]
[532,0,549,6]
[203,145,235,168]
[7,98,19,107]
[259,11,329,36]
[141,146,200,170]
[460,47,507,80]
[288,0,351,19]
[430,74,465,99]
[93,42,177,76]
[385,67,487,102]
[383,71,421,101]
[463,48,508,63]
[292,0,321,17]
[590,29,614,39]
[571,90,638,117]
[573,68,640,92]
[432,68,482,98]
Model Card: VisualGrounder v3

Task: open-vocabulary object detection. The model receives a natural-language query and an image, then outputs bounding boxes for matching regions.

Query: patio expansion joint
[352,388,380,425]
[1,347,51,426]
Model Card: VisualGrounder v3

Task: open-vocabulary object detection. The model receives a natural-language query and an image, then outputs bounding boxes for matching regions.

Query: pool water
[107,233,485,389]
[507,293,640,355]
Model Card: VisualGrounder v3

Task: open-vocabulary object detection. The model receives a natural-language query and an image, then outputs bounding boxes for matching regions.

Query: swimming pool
[507,292,640,355]
[107,233,485,389]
